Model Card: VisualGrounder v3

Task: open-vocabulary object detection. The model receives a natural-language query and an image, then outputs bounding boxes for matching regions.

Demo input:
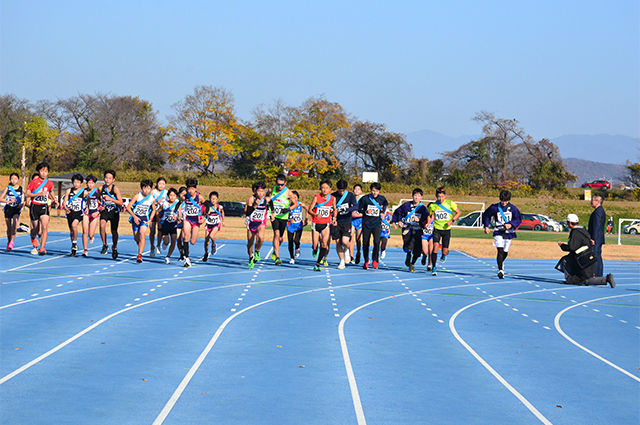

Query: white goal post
[395,200,486,228]
[617,218,639,245]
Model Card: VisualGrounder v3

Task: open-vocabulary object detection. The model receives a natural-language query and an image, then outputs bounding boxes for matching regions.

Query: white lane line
[450,288,556,425]
[554,293,640,383]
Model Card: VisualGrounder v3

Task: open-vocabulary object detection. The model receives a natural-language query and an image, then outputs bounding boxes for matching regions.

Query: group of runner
[2,165,525,278]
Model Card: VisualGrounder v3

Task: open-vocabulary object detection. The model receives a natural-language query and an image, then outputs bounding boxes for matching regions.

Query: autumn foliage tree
[164,85,239,174]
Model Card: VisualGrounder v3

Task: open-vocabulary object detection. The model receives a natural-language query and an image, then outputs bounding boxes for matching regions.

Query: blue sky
[1,0,638,140]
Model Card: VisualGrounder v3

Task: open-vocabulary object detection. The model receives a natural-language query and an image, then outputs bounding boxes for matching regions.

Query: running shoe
[312,249,318,259]
[363,262,369,270]
[323,259,328,266]
[344,250,351,263]
[254,251,261,262]
[83,250,89,257]
[440,254,447,264]
[90,236,94,244]
[7,241,14,252]
[155,247,161,255]
[337,261,345,270]
[432,266,437,276]
[101,244,109,254]
[38,249,46,256]
[248,258,255,270]
[372,260,378,269]
[275,258,282,266]
[355,252,361,264]
[203,252,209,262]
[498,270,504,279]
[165,257,171,264]
[409,264,415,273]
[71,245,77,257]
[427,265,432,272]
[112,248,118,260]
[405,253,412,267]
[313,264,321,272]
[31,247,38,255]
[184,257,191,267]
[421,255,427,266]
[270,252,277,261]
[212,242,217,255]
[150,249,156,258]
[380,250,386,259]
[289,258,295,264]
[295,248,300,258]
[137,254,143,263]
[179,254,185,262]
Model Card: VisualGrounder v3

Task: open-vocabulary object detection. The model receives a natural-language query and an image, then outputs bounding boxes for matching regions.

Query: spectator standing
[588,194,606,277]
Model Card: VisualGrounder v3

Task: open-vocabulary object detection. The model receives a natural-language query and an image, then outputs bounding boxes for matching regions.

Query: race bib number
[34,194,48,204]
[163,211,176,223]
[273,205,288,216]
[423,224,434,236]
[88,198,99,210]
[435,210,450,221]
[206,214,221,226]
[381,222,390,231]
[337,203,349,215]
[185,204,200,216]
[290,212,303,223]
[316,206,332,218]
[69,199,83,212]
[251,209,266,221]
[497,211,512,225]
[133,205,150,217]
[366,206,380,217]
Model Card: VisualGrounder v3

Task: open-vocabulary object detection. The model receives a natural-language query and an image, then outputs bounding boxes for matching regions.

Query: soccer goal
[617,218,640,245]
[396,200,486,228]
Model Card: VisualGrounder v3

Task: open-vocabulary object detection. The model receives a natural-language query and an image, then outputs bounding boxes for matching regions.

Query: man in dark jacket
[556,214,615,287]
[588,194,606,277]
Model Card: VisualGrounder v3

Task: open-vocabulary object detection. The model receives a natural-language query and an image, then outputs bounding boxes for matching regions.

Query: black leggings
[403,232,422,264]
[362,226,382,263]
[287,229,303,258]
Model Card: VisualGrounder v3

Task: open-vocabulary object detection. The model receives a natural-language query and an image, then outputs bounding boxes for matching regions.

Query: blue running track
[1,232,638,424]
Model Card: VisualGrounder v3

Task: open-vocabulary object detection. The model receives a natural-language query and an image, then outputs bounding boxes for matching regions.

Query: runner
[421,204,435,271]
[269,174,293,266]
[99,169,124,260]
[392,188,428,272]
[286,190,308,264]
[331,179,358,269]
[175,186,188,261]
[357,182,388,270]
[81,175,101,256]
[428,187,461,276]
[350,184,364,264]
[62,173,87,257]
[25,162,58,255]
[482,190,522,279]
[159,188,181,264]
[245,181,270,270]
[380,208,392,260]
[203,191,224,262]
[0,173,24,251]
[308,179,337,271]
[149,177,167,258]
[126,179,156,263]
[181,178,206,267]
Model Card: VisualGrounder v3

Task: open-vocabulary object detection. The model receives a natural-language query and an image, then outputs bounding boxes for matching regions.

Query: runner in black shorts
[99,169,124,260]
[331,179,357,269]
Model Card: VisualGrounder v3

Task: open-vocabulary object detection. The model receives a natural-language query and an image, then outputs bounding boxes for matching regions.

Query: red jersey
[312,193,334,225]
[27,177,54,205]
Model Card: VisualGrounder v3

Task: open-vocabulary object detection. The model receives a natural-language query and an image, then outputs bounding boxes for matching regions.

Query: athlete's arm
[63,189,72,213]
[450,207,461,226]
[0,187,8,203]
[111,186,124,206]
[307,198,318,217]
[126,194,139,223]
[220,205,225,227]
[148,201,157,222]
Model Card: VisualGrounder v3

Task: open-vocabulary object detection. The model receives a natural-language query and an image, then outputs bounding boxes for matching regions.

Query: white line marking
[555,293,640,383]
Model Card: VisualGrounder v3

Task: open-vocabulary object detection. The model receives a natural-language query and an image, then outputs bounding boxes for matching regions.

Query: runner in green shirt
[269,174,294,266]
[427,187,461,275]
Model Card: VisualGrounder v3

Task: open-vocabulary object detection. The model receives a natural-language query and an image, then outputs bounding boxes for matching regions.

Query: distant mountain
[548,134,638,165]
[563,158,628,187]
[406,130,479,160]
[407,130,638,166]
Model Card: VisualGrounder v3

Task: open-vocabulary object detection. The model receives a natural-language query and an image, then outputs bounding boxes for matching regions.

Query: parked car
[219,201,246,217]
[456,211,483,227]
[518,213,547,231]
[622,218,640,235]
[535,214,563,232]
[581,180,610,189]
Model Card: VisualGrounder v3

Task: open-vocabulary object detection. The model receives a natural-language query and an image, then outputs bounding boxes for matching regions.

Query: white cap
[564,213,579,223]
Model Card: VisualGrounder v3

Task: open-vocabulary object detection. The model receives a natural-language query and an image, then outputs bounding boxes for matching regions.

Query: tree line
[1,86,612,192]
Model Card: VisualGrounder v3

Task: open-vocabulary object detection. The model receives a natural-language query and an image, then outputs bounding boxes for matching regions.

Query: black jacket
[588,205,606,245]
[560,226,595,283]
